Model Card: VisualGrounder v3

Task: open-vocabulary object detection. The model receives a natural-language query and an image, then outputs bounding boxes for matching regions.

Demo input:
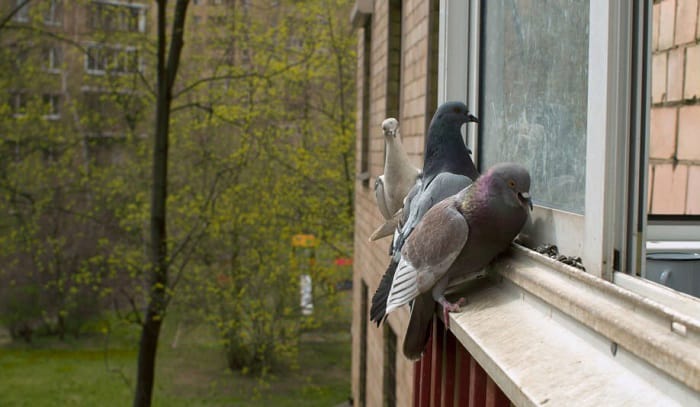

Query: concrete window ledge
[445,244,700,407]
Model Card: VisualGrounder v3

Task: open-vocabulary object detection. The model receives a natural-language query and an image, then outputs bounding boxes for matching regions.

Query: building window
[86,45,107,74]
[89,1,145,33]
[45,46,62,72]
[113,48,140,74]
[479,1,589,214]
[43,94,61,120]
[13,0,29,22]
[359,20,372,188]
[383,324,397,407]
[43,0,63,26]
[441,1,698,291]
[8,92,27,116]
[85,45,141,75]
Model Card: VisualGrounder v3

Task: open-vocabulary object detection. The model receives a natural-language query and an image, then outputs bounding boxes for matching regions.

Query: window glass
[480,0,589,214]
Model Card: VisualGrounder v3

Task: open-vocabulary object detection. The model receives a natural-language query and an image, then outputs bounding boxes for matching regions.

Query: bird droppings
[536,244,585,271]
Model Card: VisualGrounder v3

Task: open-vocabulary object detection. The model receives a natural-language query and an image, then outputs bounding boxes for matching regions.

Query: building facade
[351,1,700,406]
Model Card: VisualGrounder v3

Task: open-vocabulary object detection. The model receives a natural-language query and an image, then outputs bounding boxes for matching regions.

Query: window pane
[480,0,589,214]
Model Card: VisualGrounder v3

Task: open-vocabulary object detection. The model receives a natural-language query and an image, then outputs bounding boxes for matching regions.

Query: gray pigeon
[370,101,479,325]
[386,163,532,359]
[370,118,421,241]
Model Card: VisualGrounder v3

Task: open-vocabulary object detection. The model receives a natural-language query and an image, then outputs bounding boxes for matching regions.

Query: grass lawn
[0,295,352,406]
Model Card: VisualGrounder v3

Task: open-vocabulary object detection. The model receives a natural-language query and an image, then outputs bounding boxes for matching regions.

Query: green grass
[0,296,352,406]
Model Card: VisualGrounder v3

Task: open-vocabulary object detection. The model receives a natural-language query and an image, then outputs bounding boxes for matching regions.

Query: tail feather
[403,293,435,360]
[369,259,399,326]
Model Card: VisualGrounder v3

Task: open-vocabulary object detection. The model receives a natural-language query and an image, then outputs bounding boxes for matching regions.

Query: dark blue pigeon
[370,101,479,326]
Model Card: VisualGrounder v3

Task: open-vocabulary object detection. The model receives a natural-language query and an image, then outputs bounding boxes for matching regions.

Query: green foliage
[0,0,355,378]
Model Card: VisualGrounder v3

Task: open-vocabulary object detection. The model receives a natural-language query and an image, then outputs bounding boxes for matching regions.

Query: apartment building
[2,0,148,140]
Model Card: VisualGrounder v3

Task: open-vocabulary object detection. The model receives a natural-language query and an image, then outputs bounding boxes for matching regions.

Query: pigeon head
[423,101,480,181]
[382,118,399,138]
[432,101,479,128]
[486,163,532,211]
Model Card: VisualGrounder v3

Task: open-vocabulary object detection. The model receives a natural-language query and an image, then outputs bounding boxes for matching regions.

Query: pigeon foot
[439,297,466,329]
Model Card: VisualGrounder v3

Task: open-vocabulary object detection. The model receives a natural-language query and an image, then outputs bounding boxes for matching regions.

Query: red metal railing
[414,318,511,407]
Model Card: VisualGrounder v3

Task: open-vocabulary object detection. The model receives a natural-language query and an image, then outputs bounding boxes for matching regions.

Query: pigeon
[370,118,421,241]
[370,101,479,325]
[389,163,532,359]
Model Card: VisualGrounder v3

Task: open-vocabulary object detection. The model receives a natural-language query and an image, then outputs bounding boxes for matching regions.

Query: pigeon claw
[439,297,466,329]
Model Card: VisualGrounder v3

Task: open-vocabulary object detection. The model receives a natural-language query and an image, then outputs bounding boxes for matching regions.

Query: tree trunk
[133,1,188,406]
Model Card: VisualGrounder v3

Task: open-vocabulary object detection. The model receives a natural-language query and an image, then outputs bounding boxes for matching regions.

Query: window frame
[439,0,646,280]
[43,0,62,26]
[13,0,29,23]
[42,93,61,120]
[45,45,62,73]
[439,0,700,315]
[89,1,147,33]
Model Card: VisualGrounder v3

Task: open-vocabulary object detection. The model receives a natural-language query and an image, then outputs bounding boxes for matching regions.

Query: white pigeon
[370,118,421,241]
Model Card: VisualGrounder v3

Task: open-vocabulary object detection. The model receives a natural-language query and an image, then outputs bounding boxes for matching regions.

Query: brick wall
[649,0,700,214]
[351,1,437,405]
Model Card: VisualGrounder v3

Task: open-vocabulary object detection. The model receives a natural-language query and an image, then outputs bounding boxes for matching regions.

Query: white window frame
[85,44,142,75]
[43,0,62,26]
[45,46,62,73]
[439,0,643,280]
[90,0,147,33]
[437,3,699,401]
[14,0,29,22]
[85,44,107,74]
[9,91,28,117]
[42,93,61,120]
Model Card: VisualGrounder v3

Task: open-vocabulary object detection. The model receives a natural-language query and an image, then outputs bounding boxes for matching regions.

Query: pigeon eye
[508,180,516,188]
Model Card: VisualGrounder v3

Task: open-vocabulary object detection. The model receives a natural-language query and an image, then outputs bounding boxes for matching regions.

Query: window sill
[445,244,700,406]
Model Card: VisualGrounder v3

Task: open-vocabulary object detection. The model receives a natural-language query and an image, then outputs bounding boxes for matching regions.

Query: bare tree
[133,1,189,406]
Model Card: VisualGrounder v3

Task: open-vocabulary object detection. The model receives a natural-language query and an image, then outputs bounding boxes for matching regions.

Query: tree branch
[0,0,31,31]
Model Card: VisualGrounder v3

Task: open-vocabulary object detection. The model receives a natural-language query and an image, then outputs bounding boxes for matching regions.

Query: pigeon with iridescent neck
[387,163,532,359]
[370,101,480,327]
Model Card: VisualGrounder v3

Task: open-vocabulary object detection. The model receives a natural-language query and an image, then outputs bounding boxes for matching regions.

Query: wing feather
[384,195,469,316]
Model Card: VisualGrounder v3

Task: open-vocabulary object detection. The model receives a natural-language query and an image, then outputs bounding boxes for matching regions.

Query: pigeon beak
[467,113,479,124]
[518,192,533,210]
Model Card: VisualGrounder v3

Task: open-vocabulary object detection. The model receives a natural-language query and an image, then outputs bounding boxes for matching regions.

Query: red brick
[652,52,668,103]
[666,48,684,102]
[675,0,698,45]
[684,44,700,99]
[653,3,661,50]
[677,105,700,160]
[650,164,688,214]
[650,107,678,159]
[659,0,676,50]
[687,166,700,214]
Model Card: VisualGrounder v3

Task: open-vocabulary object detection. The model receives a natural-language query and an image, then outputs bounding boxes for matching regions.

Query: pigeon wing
[384,195,469,315]
[374,175,392,220]
[392,172,472,255]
